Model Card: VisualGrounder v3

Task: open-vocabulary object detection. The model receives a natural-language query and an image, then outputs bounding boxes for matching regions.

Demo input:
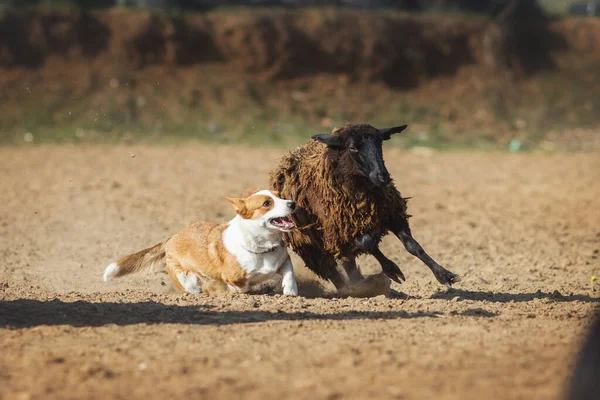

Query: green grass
[2,81,598,150]
[0,1,576,17]
[538,0,572,16]
[2,58,600,151]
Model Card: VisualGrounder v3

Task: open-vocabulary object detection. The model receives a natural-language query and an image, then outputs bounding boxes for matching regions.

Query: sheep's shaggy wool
[269,124,410,282]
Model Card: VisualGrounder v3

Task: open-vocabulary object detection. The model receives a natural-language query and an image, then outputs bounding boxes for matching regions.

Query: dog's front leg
[279,257,298,296]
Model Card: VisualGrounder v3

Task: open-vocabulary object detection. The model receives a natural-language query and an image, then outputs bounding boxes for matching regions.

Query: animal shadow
[0,298,441,328]
[432,289,600,304]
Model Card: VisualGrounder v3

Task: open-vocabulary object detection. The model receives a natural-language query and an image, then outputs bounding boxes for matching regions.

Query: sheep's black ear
[311,134,344,149]
[380,125,408,140]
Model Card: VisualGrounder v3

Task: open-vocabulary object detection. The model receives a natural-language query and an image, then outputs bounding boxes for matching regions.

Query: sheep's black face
[312,124,408,187]
[347,132,390,186]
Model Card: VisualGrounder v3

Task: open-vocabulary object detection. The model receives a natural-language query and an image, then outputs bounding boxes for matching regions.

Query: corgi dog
[103,189,298,296]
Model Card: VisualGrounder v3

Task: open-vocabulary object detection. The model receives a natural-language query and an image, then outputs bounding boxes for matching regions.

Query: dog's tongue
[272,217,295,229]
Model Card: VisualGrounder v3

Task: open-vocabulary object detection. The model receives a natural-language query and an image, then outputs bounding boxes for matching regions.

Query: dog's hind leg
[166,259,202,294]
[179,273,201,294]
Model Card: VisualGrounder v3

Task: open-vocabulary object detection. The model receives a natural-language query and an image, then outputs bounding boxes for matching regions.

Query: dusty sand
[1,145,599,400]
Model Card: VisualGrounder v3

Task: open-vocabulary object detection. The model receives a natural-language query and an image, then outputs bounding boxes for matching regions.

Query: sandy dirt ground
[1,145,599,400]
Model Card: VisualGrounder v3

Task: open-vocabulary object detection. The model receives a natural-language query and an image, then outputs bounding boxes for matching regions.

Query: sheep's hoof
[436,270,461,287]
[388,288,409,299]
[382,263,406,284]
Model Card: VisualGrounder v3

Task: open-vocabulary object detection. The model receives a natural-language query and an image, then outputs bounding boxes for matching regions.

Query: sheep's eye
[349,145,358,153]
[263,200,271,207]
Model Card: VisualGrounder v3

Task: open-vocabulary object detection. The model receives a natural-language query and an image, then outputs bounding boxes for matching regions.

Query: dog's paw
[283,280,298,296]
[177,272,201,294]
[184,280,201,294]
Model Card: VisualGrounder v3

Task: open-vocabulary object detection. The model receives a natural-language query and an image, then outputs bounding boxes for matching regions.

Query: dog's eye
[349,145,358,153]
[263,200,271,207]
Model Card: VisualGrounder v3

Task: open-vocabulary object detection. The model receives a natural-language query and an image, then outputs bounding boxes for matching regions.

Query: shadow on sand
[432,289,599,304]
[0,298,441,328]
[3,288,595,328]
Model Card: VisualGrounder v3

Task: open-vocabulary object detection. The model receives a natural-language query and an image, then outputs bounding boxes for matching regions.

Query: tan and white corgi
[103,190,298,295]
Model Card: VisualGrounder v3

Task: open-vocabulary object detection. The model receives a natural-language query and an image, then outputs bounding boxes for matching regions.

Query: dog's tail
[103,241,167,282]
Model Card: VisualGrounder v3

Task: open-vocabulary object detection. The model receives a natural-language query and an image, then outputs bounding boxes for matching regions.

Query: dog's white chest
[222,215,295,292]
[237,249,287,278]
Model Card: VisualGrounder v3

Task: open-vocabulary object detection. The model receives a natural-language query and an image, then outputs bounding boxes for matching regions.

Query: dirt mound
[3,8,598,84]
[1,9,600,147]
[0,8,487,87]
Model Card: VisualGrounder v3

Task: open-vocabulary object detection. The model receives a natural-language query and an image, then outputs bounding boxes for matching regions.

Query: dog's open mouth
[269,216,295,231]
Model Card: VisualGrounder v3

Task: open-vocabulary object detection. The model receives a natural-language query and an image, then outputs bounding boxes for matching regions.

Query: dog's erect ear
[311,134,344,150]
[226,197,246,215]
[241,188,260,198]
[379,125,408,140]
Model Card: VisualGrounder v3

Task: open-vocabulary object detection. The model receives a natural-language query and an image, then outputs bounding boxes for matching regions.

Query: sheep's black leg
[326,267,346,290]
[294,245,347,290]
[342,258,364,283]
[390,219,460,287]
[308,259,346,290]
[314,258,347,290]
[396,231,460,287]
[354,235,405,284]
[371,247,406,284]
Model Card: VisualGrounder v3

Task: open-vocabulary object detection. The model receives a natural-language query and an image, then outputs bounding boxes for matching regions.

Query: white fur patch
[178,272,201,294]
[227,284,242,293]
[280,258,298,296]
[103,262,119,282]
[222,190,298,296]
[283,279,298,296]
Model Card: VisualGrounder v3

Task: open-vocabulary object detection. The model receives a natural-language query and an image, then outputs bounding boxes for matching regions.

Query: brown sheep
[269,123,460,290]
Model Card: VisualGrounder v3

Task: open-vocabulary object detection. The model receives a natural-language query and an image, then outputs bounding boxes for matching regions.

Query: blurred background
[1,0,599,150]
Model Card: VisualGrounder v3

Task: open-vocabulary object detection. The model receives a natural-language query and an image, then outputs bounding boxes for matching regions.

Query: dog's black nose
[288,201,296,210]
